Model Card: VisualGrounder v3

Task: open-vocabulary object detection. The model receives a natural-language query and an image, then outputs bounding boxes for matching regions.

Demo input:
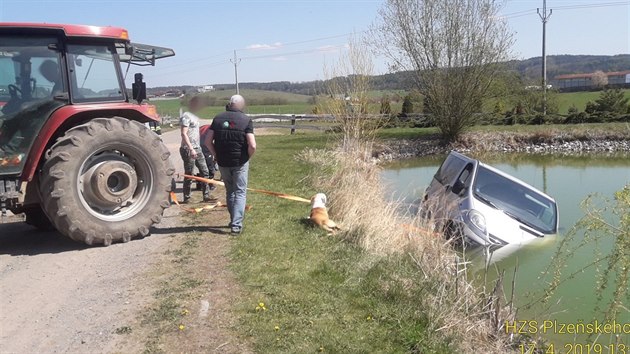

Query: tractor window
[67,44,124,102]
[0,35,65,176]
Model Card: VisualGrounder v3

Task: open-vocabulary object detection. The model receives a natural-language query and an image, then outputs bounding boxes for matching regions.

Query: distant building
[197,85,215,93]
[554,70,630,90]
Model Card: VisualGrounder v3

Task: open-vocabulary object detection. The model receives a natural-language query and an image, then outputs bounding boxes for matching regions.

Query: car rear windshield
[473,166,557,234]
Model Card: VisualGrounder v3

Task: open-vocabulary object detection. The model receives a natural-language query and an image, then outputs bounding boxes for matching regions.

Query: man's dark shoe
[230,227,242,236]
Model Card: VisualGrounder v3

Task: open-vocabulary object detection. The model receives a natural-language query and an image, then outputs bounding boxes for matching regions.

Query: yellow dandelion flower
[255,306,261,311]
[178,324,185,331]
[258,302,265,308]
[274,325,280,331]
[319,346,324,352]
[366,315,372,321]
[182,309,190,316]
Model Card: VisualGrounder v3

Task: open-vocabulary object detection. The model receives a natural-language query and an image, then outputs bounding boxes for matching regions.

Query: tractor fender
[22,103,160,183]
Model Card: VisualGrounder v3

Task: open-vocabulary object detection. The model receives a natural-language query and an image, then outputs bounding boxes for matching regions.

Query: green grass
[201,89,313,103]
[141,231,205,353]
[376,127,439,139]
[153,87,630,124]
[230,133,452,353]
[152,89,315,119]
[153,99,313,119]
[555,89,630,114]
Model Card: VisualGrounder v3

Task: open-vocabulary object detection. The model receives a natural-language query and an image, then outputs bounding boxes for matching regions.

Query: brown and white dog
[309,193,341,234]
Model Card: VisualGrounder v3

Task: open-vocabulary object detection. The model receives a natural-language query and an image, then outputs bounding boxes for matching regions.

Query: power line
[153,32,359,72]
[554,1,629,10]
[240,45,348,61]
[501,0,628,18]
[240,32,358,51]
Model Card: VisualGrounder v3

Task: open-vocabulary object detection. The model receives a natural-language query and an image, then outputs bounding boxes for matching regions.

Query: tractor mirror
[132,73,146,104]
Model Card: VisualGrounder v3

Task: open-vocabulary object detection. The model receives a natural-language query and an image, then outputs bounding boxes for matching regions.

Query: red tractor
[0,23,175,245]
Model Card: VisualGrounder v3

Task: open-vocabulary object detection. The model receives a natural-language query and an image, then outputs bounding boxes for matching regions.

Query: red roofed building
[554,70,630,90]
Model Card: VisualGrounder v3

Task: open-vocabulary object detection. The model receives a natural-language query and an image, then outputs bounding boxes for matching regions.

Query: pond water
[382,153,630,345]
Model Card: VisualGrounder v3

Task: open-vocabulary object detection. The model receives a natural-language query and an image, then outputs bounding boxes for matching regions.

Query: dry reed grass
[299,143,517,353]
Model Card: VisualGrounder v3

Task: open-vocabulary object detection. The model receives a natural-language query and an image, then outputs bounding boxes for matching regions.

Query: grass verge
[140,230,205,353]
[229,133,478,353]
[129,208,248,354]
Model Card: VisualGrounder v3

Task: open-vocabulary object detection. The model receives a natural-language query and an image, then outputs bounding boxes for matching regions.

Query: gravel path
[0,128,244,353]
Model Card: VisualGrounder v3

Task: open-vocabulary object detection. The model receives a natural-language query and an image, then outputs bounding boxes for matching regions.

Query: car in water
[422,151,559,246]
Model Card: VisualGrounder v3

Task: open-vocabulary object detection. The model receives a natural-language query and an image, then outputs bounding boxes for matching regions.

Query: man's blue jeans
[219,161,249,230]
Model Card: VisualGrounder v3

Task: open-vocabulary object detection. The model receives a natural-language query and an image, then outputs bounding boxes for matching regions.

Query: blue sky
[1,0,628,87]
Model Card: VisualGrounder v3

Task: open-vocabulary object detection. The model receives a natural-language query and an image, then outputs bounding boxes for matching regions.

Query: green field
[152,89,314,119]
[198,88,313,103]
[557,89,630,114]
[153,88,630,119]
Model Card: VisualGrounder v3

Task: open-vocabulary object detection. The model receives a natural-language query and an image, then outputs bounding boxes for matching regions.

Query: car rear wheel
[39,117,174,245]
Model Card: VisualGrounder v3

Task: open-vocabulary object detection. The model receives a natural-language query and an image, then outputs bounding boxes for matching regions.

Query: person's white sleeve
[180,112,191,127]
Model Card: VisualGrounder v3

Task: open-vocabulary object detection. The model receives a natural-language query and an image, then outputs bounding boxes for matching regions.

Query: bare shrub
[317,36,384,151]
[591,70,609,89]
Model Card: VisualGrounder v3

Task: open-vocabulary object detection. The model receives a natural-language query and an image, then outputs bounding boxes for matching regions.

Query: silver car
[422,151,559,246]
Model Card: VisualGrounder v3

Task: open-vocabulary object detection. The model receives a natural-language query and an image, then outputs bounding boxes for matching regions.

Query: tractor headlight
[467,210,487,234]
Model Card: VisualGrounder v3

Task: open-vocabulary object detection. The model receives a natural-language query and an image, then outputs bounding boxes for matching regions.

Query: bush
[401,95,414,115]
[380,96,392,115]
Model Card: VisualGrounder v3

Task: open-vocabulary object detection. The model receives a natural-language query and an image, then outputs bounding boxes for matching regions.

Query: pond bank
[374,129,630,161]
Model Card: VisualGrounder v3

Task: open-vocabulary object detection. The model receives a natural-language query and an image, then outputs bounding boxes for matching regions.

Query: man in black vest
[204,95,256,235]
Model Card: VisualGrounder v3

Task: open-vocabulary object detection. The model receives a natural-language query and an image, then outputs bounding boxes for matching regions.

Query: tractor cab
[0,24,173,177]
[0,23,175,246]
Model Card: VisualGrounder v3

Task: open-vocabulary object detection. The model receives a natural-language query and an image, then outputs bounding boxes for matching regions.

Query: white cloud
[316,44,349,53]
[246,42,283,50]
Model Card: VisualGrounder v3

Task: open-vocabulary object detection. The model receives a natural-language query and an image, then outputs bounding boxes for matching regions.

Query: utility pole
[538,0,552,116]
[230,50,241,94]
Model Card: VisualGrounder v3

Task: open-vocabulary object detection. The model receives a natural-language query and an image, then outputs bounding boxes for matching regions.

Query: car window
[473,166,557,233]
[435,153,468,185]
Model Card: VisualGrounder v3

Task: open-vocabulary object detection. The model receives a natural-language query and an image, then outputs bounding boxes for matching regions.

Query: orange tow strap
[178,175,436,238]
[401,223,439,237]
[169,191,226,213]
[184,174,311,203]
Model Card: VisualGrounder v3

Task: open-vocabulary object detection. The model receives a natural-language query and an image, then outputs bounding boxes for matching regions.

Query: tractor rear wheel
[39,117,174,245]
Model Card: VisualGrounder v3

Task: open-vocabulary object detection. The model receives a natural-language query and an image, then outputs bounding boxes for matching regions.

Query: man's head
[39,60,59,83]
[229,95,245,111]
[188,96,203,112]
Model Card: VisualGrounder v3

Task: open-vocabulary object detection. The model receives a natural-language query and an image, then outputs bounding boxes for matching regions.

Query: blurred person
[39,60,63,95]
[180,96,213,203]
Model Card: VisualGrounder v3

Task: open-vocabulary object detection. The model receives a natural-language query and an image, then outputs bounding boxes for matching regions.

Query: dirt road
[0,128,246,353]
